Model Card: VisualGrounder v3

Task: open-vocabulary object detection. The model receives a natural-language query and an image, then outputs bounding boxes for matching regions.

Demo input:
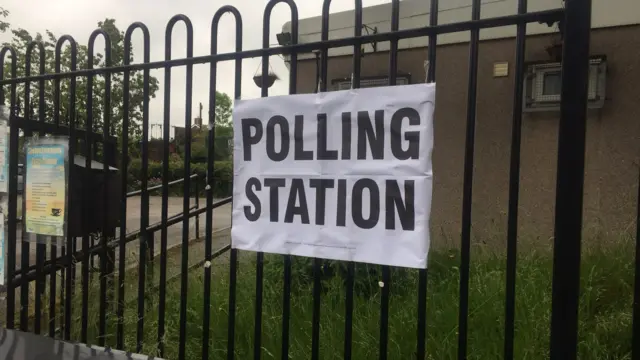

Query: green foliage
[1,15,159,151]
[190,130,208,163]
[214,91,232,126]
[74,239,635,359]
[175,93,233,163]
[0,7,9,33]
[127,157,232,198]
[176,125,233,164]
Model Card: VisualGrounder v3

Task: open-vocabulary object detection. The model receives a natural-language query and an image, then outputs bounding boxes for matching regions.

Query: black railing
[0,1,632,360]
[11,176,228,287]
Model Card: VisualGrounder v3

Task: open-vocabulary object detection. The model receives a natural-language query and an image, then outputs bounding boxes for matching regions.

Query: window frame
[523,55,606,112]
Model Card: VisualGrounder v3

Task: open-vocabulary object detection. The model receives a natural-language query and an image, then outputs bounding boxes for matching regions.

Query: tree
[214,91,232,127]
[210,92,233,161]
[175,92,233,163]
[1,16,159,148]
[187,125,233,163]
[0,7,9,33]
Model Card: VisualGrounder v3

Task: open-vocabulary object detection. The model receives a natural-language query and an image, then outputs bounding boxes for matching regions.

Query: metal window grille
[524,56,606,111]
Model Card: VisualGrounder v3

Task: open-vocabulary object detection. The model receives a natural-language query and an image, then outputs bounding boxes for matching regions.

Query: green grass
[66,238,635,360]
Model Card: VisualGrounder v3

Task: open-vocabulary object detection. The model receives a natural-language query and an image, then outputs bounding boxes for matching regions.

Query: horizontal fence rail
[0,10,566,85]
[0,1,623,360]
[11,196,232,287]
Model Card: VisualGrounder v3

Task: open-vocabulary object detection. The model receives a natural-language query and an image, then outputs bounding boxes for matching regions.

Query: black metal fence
[1,0,637,359]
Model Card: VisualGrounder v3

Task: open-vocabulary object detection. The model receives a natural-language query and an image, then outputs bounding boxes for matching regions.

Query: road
[11,196,233,270]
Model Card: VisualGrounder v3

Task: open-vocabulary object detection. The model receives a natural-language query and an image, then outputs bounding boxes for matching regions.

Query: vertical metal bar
[66,71,78,340]
[99,31,113,347]
[255,3,299,358]
[34,242,44,334]
[19,73,32,334]
[549,0,592,359]
[320,1,362,358]
[20,176,30,332]
[49,37,65,337]
[49,244,57,337]
[503,1,527,359]
[53,45,62,130]
[206,8,242,360]
[147,232,155,288]
[265,2,298,359]
[227,249,238,360]
[120,22,148,351]
[82,33,98,343]
[227,8,243,359]
[416,271,429,356]
[253,249,264,360]
[157,16,174,355]
[281,253,292,360]
[71,237,77,318]
[20,45,34,334]
[1,45,17,330]
[457,0,481,358]
[310,258,321,360]
[195,178,200,239]
[32,41,47,336]
[633,167,640,360]
[177,15,194,360]
[256,1,276,355]
[59,246,65,336]
[342,264,355,359]
[202,45,214,355]
[139,29,151,350]
[379,3,399,359]
[90,238,95,270]
[37,44,55,337]
[426,0,438,83]
[379,266,391,359]
[417,2,438,358]
[255,13,269,360]
[55,35,78,342]
[348,0,362,354]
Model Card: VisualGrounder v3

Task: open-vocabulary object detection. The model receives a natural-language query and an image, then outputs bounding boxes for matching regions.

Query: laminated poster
[25,142,67,237]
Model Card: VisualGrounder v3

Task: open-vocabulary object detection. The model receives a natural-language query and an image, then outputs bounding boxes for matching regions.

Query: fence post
[195,175,200,239]
[148,230,155,281]
[549,0,592,359]
[104,139,117,337]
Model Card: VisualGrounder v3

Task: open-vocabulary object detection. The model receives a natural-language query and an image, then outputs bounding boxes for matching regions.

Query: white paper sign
[232,83,435,268]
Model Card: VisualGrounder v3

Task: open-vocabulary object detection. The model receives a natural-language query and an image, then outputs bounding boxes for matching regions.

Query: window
[541,71,562,97]
[524,56,606,112]
[333,74,411,91]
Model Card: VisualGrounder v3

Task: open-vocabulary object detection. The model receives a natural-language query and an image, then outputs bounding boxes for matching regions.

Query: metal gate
[1,0,636,359]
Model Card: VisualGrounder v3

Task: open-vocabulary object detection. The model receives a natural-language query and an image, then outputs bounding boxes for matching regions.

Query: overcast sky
[1,0,391,137]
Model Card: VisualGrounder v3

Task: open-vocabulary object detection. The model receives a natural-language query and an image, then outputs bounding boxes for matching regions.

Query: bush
[127,157,232,198]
